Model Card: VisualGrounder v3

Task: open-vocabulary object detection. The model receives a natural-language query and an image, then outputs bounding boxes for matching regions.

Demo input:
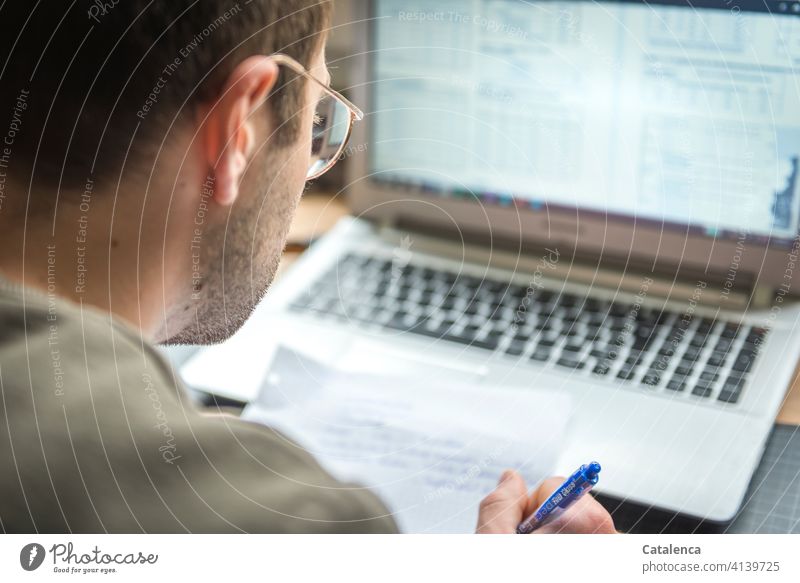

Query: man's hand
[476,470,616,534]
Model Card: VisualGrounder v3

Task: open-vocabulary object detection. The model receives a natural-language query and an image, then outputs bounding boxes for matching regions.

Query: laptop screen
[368,0,800,246]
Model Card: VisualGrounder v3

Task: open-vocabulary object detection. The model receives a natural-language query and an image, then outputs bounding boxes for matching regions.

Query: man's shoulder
[0,282,170,405]
[0,285,398,533]
[181,415,399,532]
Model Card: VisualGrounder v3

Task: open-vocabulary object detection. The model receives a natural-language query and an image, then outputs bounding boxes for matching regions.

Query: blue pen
[516,462,601,534]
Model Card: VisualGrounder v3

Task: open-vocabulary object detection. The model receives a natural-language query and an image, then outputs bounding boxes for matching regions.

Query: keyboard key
[642,373,661,386]
[467,337,500,350]
[666,379,686,392]
[699,371,720,383]
[506,340,528,356]
[438,331,497,351]
[682,347,702,361]
[585,314,607,326]
[714,338,734,352]
[630,338,649,352]
[486,329,505,341]
[724,374,746,390]
[414,324,454,339]
[697,318,715,332]
[556,357,585,370]
[530,350,552,362]
[689,334,709,348]
[658,345,676,357]
[720,323,740,338]
[592,363,611,376]
[692,381,714,398]
[383,314,412,331]
[584,327,603,342]
[745,327,767,344]
[462,323,481,336]
[626,355,644,366]
[617,366,637,380]
[732,351,755,373]
[650,358,668,372]
[464,302,483,316]
[561,308,581,321]
[717,389,741,404]
[439,297,458,311]
[718,376,746,404]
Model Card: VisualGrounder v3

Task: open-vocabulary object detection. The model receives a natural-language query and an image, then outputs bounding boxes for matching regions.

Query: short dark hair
[0,0,331,195]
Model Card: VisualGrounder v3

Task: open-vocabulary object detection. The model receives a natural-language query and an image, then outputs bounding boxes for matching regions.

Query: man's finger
[476,470,528,534]
[528,477,616,534]
[529,477,567,508]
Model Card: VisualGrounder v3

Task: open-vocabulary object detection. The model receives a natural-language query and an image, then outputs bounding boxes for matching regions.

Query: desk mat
[727,424,800,534]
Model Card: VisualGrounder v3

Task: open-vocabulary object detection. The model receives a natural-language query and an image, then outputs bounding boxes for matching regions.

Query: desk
[778,382,800,425]
[285,192,800,425]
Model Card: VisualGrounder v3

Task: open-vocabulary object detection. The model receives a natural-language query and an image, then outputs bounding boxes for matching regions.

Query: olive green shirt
[0,277,397,533]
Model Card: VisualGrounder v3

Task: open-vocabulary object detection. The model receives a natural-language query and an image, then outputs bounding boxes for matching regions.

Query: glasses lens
[307,93,352,179]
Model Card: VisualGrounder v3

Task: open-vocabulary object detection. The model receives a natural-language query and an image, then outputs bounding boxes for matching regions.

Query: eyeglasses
[271,54,364,181]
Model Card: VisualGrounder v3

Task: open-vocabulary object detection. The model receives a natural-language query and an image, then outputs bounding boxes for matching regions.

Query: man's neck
[0,204,160,340]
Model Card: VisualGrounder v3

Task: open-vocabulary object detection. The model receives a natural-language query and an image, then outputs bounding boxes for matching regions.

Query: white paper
[243,348,572,533]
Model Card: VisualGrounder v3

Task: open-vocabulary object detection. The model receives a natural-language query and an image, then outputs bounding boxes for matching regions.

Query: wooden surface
[778,377,800,425]
[284,193,800,425]
[286,192,351,247]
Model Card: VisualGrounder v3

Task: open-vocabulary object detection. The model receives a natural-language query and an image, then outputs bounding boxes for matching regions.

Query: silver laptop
[204,0,800,524]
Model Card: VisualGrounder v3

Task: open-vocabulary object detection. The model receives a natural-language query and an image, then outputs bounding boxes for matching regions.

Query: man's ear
[202,55,279,206]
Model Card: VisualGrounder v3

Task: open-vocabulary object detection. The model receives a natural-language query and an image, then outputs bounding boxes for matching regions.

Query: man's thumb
[476,470,528,534]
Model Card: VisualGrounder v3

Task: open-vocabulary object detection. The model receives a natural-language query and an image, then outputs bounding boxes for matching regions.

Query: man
[0,0,615,534]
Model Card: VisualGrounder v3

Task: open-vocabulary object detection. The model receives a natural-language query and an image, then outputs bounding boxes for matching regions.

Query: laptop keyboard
[289,253,768,405]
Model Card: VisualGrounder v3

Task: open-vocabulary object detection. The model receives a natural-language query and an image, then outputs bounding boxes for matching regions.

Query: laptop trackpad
[337,338,488,385]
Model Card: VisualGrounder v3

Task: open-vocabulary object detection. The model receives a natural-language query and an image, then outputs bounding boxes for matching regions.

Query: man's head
[0,1,334,343]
